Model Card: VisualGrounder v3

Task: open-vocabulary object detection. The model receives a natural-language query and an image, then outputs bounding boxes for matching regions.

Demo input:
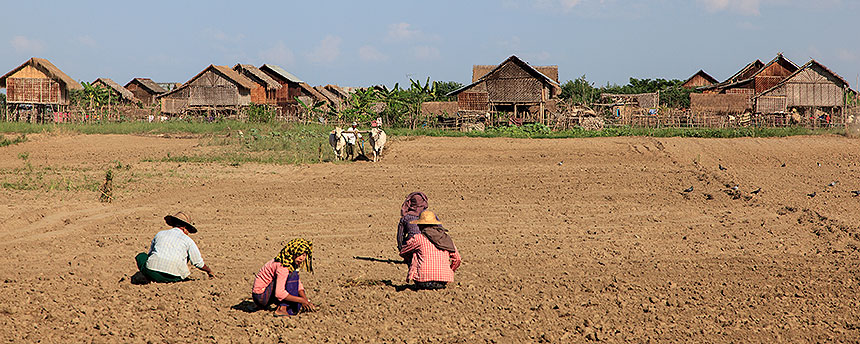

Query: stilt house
[754,60,850,120]
[447,55,561,123]
[233,64,281,105]
[0,57,82,111]
[258,64,328,110]
[157,65,255,114]
[124,78,166,105]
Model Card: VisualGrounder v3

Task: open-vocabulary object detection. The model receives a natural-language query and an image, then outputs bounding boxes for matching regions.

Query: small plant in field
[0,134,26,148]
[99,170,113,202]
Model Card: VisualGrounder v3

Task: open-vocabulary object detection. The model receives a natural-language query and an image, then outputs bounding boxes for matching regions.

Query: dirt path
[1,133,859,342]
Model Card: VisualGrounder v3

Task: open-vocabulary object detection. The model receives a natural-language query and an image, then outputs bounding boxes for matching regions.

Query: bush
[247,104,276,123]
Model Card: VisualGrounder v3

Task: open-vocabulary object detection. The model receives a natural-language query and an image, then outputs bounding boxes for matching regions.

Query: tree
[560,75,598,105]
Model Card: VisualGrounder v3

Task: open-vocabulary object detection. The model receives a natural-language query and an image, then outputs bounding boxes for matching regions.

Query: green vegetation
[560,75,695,109]
[0,120,845,167]
[0,134,27,147]
[1,152,101,191]
[247,103,278,123]
[390,125,841,139]
[325,78,463,128]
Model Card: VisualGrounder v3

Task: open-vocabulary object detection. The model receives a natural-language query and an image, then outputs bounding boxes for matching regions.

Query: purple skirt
[252,270,301,315]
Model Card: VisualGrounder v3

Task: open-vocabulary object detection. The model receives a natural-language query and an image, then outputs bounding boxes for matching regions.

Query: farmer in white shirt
[134,211,214,283]
[343,121,362,159]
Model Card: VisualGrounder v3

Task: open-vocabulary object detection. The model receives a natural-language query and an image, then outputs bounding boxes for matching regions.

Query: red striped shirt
[399,233,461,282]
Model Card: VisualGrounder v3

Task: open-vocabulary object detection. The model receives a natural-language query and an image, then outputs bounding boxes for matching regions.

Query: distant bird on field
[683,186,694,193]
[781,162,786,167]
[751,188,761,194]
[850,190,860,197]
[817,162,821,167]
[807,192,817,198]
[730,185,739,191]
[827,181,838,187]
[558,161,563,166]
[719,164,727,171]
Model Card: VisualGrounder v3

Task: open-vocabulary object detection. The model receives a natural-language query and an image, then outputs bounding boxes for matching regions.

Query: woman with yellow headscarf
[251,238,316,316]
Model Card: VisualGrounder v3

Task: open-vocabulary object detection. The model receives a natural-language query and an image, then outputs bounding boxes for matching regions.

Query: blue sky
[2,0,859,89]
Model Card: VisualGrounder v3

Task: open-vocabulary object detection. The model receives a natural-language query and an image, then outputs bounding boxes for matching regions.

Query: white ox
[368,127,387,162]
[329,127,346,161]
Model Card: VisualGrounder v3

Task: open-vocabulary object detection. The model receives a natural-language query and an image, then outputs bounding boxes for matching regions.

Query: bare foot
[274,305,290,317]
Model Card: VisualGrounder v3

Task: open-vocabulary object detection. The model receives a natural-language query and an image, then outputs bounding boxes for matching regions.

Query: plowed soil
[1,133,860,343]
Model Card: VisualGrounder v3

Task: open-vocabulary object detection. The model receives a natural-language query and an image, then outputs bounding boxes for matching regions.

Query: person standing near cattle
[343,121,362,160]
[134,211,214,283]
[251,238,316,316]
[399,210,461,290]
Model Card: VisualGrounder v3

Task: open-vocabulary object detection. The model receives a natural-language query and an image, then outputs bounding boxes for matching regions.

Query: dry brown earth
[1,133,860,343]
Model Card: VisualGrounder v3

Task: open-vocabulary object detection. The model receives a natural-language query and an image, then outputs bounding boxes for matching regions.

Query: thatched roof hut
[0,57,82,107]
[681,70,718,89]
[233,64,281,105]
[92,78,137,103]
[125,78,166,105]
[157,65,254,114]
[448,55,561,123]
[754,59,850,116]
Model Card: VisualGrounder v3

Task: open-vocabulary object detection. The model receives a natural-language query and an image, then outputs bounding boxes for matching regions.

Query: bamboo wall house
[754,60,850,121]
[0,57,83,115]
[233,64,281,105]
[124,78,167,105]
[92,78,138,104]
[447,55,561,124]
[692,54,798,114]
[157,65,255,114]
[681,70,718,89]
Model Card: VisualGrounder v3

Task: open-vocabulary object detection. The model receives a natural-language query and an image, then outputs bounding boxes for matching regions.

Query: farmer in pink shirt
[252,238,316,316]
[399,210,461,290]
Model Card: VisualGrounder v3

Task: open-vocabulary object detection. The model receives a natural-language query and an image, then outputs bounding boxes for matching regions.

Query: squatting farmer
[134,211,214,283]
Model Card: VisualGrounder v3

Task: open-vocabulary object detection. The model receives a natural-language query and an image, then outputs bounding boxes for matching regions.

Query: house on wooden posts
[157,65,255,115]
[92,78,137,104]
[693,54,798,115]
[259,64,328,111]
[700,54,797,96]
[0,57,83,114]
[447,55,561,124]
[682,70,718,89]
[754,60,850,123]
[125,78,166,105]
[233,64,281,105]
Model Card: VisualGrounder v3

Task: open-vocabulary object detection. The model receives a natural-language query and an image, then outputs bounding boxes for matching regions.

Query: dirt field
[1,132,860,343]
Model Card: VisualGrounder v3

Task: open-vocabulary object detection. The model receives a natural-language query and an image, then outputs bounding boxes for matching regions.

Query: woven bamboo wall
[756,96,787,113]
[6,78,62,104]
[161,87,189,113]
[458,92,488,111]
[691,93,750,113]
[421,101,458,116]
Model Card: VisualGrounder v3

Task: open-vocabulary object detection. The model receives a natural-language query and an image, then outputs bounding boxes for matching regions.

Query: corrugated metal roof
[234,64,282,90]
[260,64,304,83]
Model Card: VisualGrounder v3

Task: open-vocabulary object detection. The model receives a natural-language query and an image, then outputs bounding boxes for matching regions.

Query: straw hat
[410,210,442,225]
[164,211,197,233]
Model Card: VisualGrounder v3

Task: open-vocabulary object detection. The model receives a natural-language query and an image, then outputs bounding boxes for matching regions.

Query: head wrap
[401,192,428,217]
[275,238,314,272]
